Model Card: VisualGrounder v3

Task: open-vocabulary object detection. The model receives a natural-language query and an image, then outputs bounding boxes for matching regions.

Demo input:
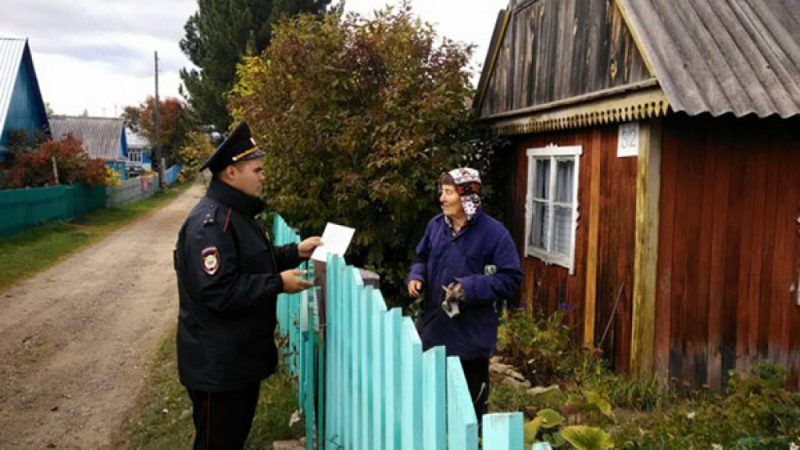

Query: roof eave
[479,79,669,135]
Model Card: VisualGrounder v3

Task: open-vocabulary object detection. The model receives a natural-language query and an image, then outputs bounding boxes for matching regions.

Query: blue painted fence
[164,163,182,184]
[0,183,106,237]
[273,215,525,450]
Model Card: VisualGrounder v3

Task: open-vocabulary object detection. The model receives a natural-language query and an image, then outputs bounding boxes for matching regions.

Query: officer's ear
[221,164,238,182]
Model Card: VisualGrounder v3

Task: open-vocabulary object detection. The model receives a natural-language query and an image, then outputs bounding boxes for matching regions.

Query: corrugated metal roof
[49,116,125,160]
[0,38,27,137]
[619,0,800,118]
[125,128,150,149]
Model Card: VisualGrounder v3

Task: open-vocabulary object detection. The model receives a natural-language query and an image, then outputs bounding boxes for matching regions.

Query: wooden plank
[745,137,769,369]
[584,128,602,347]
[324,255,340,449]
[384,308,403,450]
[706,125,732,391]
[757,140,780,359]
[482,412,524,450]
[769,126,798,376]
[654,118,678,380]
[351,270,363,449]
[692,123,715,387]
[360,286,373,448]
[422,347,446,450]
[630,119,662,379]
[679,120,705,386]
[401,319,423,450]
[603,123,637,374]
[734,130,758,370]
[371,291,388,450]
[446,356,478,450]
[720,136,746,386]
[668,122,691,381]
[789,139,800,388]
[565,129,590,334]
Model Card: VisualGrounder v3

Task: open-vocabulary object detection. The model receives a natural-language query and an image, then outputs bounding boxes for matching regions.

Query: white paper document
[310,222,356,262]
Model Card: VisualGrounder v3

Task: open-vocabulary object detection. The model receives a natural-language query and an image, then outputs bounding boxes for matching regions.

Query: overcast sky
[0,0,507,117]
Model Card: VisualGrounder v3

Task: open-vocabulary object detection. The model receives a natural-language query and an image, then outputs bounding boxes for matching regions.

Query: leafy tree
[179,0,331,133]
[137,97,194,167]
[4,134,111,188]
[121,105,142,133]
[231,4,492,304]
[175,130,215,182]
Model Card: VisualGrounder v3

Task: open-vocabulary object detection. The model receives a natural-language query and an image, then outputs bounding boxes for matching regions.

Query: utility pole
[154,50,164,189]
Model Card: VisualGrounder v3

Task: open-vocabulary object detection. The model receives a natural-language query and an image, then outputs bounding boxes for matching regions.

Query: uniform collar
[207,177,266,217]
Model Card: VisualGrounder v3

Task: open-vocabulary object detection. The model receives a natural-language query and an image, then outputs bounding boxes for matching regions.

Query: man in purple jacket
[407,167,523,418]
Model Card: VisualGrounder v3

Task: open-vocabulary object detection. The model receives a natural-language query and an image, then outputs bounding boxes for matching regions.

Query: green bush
[230,5,501,306]
[496,310,577,387]
[494,310,800,448]
[613,361,800,448]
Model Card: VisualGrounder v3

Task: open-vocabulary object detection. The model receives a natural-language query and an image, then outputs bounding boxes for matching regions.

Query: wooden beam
[583,129,602,348]
[630,119,663,379]
[486,84,669,136]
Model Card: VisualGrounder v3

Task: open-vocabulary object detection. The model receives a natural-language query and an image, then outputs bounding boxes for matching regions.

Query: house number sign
[617,122,639,157]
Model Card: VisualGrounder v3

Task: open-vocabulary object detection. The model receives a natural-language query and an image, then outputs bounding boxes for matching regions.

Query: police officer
[174,122,322,449]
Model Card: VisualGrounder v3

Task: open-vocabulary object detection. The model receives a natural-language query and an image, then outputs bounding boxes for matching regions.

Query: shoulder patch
[201,246,221,275]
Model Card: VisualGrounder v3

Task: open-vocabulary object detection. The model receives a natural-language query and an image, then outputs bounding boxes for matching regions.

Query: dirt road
[0,182,203,449]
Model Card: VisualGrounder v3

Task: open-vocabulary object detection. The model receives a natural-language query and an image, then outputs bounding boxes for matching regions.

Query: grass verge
[0,182,190,292]
[118,328,303,449]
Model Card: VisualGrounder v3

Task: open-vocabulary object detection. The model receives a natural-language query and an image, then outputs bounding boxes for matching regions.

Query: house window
[129,150,142,163]
[525,144,582,273]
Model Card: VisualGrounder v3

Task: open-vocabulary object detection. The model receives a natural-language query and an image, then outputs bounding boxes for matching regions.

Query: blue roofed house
[49,116,129,178]
[0,37,50,168]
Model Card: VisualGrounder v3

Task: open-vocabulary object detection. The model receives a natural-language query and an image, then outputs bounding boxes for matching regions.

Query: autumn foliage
[231,5,487,301]
[3,134,111,188]
[175,131,214,182]
[137,97,193,165]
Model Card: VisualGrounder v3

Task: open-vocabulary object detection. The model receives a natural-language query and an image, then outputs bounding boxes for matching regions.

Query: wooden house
[475,0,800,388]
[0,37,49,167]
[125,127,152,172]
[49,116,129,177]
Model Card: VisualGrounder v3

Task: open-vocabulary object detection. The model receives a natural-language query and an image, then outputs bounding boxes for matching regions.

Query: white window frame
[129,149,142,163]
[524,143,582,274]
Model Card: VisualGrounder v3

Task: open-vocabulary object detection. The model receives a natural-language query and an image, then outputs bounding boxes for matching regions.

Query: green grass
[0,182,190,292]
[118,329,303,449]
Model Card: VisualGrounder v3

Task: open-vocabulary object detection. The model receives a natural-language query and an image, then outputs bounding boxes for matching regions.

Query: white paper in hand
[310,222,355,262]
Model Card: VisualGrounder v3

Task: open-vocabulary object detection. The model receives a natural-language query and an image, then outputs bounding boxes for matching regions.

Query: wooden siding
[655,115,800,389]
[480,0,651,118]
[511,123,637,374]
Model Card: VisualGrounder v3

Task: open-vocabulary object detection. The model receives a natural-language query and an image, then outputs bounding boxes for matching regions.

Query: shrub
[230,4,499,305]
[175,131,214,182]
[3,134,111,188]
[613,361,800,448]
[496,309,577,386]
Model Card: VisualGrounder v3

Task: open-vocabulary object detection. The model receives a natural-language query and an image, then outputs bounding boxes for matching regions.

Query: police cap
[200,121,266,173]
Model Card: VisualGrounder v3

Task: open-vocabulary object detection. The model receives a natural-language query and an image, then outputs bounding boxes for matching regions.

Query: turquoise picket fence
[273,214,525,450]
[0,183,106,237]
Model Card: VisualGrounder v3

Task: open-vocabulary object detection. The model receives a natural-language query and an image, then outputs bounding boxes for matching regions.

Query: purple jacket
[407,209,523,359]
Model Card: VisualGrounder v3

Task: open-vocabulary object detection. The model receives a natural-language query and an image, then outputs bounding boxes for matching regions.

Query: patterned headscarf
[448,167,482,221]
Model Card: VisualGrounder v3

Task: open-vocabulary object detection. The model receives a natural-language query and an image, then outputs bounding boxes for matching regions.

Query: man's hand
[297,237,323,258]
[281,269,313,294]
[408,279,423,298]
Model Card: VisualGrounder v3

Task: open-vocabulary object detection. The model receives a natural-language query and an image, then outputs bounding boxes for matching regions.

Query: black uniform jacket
[174,178,302,392]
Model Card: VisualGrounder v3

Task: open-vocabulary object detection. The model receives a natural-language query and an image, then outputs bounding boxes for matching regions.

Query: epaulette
[203,203,218,226]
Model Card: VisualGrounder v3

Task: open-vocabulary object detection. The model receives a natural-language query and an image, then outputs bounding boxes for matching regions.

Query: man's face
[439,184,464,219]
[227,158,265,197]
